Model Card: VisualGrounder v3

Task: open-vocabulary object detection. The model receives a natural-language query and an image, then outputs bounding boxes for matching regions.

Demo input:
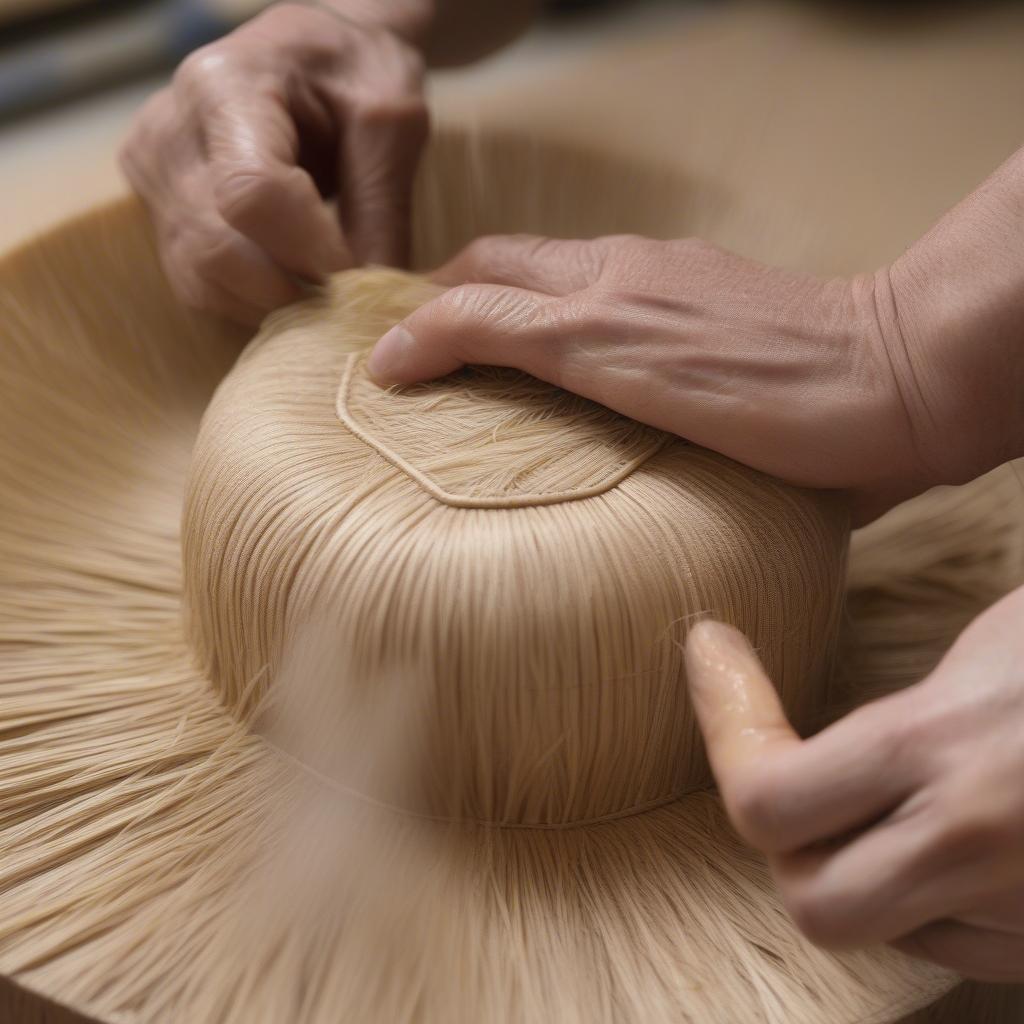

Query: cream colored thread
[335,353,669,508]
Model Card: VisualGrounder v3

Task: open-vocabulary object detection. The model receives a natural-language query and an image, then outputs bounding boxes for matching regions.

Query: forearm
[318,0,541,66]
[884,145,1024,485]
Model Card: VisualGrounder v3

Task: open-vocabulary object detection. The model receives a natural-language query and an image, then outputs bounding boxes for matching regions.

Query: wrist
[884,146,1024,489]
[878,249,1024,489]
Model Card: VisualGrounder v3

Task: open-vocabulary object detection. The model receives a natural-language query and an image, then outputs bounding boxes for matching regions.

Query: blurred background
[0,0,681,248]
[1,0,1023,268]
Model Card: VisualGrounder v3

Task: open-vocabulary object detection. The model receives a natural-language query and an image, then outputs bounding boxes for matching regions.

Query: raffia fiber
[0,129,1022,1021]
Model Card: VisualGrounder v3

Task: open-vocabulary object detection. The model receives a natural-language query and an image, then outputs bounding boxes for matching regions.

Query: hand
[121,2,428,325]
[684,587,1024,982]
[366,233,962,522]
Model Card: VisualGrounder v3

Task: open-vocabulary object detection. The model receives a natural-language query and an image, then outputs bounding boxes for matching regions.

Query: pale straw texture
[0,130,1021,1021]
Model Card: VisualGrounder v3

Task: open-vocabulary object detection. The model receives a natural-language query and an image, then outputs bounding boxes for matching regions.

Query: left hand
[683,585,1024,981]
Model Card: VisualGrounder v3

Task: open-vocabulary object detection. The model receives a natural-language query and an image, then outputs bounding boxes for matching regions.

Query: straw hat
[1,129,1022,1024]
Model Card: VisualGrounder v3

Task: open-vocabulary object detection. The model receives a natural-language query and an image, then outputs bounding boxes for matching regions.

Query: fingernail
[367,324,415,386]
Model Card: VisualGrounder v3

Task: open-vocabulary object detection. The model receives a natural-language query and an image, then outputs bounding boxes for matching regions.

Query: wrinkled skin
[121,2,428,324]
[685,589,1024,983]
[365,145,1024,524]
[367,234,934,524]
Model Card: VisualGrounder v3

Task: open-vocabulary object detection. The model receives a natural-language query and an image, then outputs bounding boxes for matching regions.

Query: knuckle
[539,237,605,283]
[213,166,285,226]
[598,232,648,250]
[344,37,426,122]
[367,28,425,87]
[525,235,576,262]
[461,233,513,266]
[174,46,225,91]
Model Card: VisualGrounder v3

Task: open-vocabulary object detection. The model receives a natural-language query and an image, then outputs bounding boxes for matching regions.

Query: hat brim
[4,198,1019,1024]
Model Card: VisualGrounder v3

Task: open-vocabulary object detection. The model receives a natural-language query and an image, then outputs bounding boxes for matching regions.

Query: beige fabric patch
[336,353,671,508]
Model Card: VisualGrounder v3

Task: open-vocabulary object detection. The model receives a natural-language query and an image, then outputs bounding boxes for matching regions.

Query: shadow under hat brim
[0,200,961,1023]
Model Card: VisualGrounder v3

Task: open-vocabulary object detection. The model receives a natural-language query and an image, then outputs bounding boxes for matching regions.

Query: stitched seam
[335,353,669,508]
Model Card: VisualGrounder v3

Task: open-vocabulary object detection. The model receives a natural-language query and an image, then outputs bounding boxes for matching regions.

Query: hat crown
[183,271,848,827]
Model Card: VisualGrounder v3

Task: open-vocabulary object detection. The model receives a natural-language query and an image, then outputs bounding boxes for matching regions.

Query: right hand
[685,585,1024,982]
[121,2,429,325]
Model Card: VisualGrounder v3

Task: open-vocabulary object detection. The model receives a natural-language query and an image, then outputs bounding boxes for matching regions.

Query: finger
[730,694,923,853]
[338,93,428,266]
[165,247,270,326]
[687,620,925,852]
[203,94,351,280]
[772,815,943,950]
[684,621,804,835]
[430,235,605,294]
[893,920,1024,982]
[193,282,269,328]
[366,282,563,386]
[777,779,1024,951]
[958,885,1024,933]
[166,221,303,323]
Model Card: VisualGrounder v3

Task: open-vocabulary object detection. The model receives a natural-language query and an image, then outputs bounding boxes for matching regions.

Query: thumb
[685,620,801,816]
[366,283,557,386]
